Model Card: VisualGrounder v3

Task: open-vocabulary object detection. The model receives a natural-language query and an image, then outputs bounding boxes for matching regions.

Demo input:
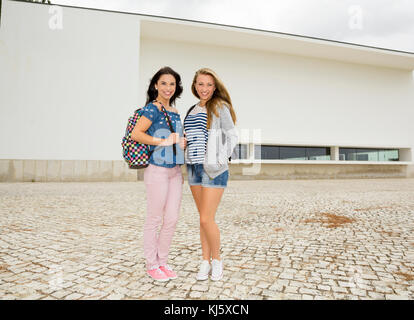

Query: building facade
[1,0,414,181]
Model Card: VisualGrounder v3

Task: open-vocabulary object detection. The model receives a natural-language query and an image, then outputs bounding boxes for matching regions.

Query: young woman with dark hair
[131,66,187,281]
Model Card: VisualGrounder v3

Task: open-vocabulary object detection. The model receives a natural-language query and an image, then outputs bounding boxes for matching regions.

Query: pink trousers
[143,164,182,270]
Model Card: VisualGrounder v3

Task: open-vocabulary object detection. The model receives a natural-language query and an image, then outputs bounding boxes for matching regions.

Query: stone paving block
[189,291,202,299]
[64,293,84,300]
[50,290,71,299]
[285,286,299,294]
[1,179,414,301]
[332,286,348,293]
[385,294,410,300]
[283,293,301,300]
[350,288,367,296]
[317,284,331,291]
[299,287,320,296]
[22,293,45,300]
[367,291,386,299]
[191,284,209,292]
[107,293,125,300]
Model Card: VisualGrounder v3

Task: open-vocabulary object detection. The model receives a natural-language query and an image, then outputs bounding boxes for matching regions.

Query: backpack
[121,108,153,169]
[122,105,176,169]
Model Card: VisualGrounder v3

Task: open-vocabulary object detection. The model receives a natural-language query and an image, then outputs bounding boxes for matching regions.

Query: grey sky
[50,0,414,53]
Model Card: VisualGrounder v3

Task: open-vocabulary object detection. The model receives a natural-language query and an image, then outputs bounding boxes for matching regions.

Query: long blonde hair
[191,68,237,129]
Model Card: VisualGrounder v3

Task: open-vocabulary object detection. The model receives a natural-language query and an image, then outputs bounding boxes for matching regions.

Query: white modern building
[1,0,414,181]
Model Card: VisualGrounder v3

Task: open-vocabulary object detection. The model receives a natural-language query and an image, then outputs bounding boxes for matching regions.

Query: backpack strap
[184,104,197,122]
[154,101,177,156]
[183,103,231,161]
[160,106,175,134]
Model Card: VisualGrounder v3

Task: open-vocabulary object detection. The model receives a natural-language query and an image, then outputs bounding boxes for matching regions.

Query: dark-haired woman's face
[155,74,176,102]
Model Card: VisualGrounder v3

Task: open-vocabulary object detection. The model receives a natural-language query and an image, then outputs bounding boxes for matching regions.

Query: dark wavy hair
[145,66,183,106]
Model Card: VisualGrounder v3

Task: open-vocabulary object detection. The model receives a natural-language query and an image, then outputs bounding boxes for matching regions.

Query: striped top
[184,105,208,164]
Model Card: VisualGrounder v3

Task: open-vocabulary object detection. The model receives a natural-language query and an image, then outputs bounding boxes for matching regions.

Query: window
[280,146,306,160]
[379,150,399,161]
[307,147,331,160]
[339,148,399,161]
[255,145,279,160]
[232,144,249,160]
[254,145,330,160]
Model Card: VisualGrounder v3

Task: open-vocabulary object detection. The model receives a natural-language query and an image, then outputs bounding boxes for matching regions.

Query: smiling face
[194,74,216,104]
[155,74,176,102]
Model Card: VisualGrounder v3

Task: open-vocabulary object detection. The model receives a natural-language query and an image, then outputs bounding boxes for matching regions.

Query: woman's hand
[160,133,180,146]
[179,136,187,150]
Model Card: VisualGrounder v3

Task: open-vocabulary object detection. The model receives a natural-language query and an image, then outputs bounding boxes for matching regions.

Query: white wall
[0,1,141,160]
[139,36,414,158]
[1,1,413,163]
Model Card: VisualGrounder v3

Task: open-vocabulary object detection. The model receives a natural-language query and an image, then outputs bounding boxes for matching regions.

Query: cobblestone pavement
[0,179,413,300]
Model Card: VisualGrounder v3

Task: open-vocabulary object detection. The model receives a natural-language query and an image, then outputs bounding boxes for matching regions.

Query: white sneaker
[211,259,223,281]
[196,260,211,281]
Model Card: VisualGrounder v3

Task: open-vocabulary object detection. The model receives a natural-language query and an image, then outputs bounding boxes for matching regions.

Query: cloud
[52,0,414,52]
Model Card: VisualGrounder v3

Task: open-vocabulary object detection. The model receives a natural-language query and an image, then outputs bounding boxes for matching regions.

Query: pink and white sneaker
[159,265,178,280]
[147,267,169,282]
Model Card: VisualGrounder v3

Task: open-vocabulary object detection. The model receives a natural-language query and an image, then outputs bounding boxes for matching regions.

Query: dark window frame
[254,145,331,160]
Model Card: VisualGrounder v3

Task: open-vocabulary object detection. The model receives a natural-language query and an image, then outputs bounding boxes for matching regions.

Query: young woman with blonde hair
[183,68,238,281]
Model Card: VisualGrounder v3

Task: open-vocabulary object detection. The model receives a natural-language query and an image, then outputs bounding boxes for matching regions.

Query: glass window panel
[255,145,279,160]
[388,150,399,161]
[253,146,400,161]
[306,147,331,160]
[355,149,378,161]
[233,144,248,160]
[339,148,356,160]
[280,147,306,160]
[379,150,399,161]
[340,148,399,161]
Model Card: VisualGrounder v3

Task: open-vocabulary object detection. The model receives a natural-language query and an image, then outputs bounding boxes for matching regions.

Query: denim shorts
[186,163,229,188]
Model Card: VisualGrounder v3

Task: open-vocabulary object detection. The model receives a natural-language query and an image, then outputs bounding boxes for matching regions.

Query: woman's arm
[219,106,238,160]
[131,115,179,146]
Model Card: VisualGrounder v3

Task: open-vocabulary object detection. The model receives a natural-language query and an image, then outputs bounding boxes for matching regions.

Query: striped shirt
[184,105,208,164]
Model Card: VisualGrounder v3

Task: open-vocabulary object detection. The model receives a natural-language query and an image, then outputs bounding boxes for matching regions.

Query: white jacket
[202,105,238,179]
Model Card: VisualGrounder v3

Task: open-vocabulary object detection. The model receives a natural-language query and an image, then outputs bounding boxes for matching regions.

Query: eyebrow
[197,82,214,85]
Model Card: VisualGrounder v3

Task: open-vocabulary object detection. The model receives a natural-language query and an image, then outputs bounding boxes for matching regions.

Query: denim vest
[141,103,184,168]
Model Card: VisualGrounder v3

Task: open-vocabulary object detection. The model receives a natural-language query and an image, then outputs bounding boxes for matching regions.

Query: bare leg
[190,185,210,261]
[199,187,224,261]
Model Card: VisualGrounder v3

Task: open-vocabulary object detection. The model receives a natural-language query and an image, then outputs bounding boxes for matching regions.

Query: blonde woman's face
[195,74,215,103]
